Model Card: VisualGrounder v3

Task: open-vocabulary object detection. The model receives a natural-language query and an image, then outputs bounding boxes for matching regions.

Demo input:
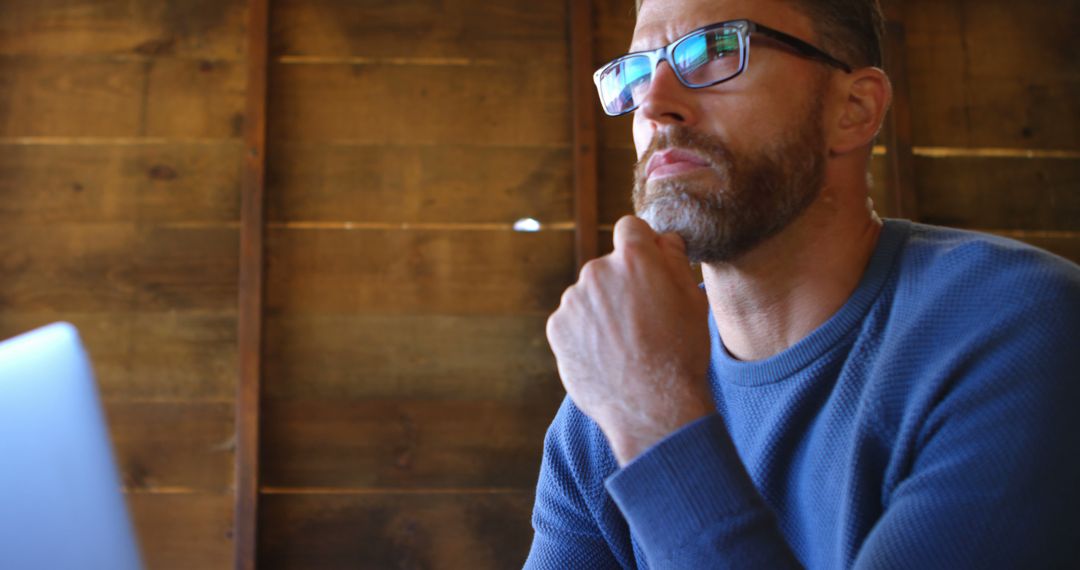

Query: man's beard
[632,98,827,264]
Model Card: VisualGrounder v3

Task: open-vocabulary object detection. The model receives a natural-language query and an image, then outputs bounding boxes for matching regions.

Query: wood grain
[267,63,569,146]
[0,57,246,138]
[271,0,566,64]
[262,398,561,489]
[265,229,574,315]
[127,492,235,570]
[259,491,533,570]
[0,142,241,223]
[881,20,918,219]
[904,0,1080,149]
[108,401,234,492]
[0,2,247,569]
[0,0,246,59]
[0,312,236,400]
[916,157,1080,231]
[264,399,561,487]
[264,314,557,400]
[571,0,600,269]
[266,143,572,224]
[236,0,270,565]
[593,0,637,67]
[598,147,636,224]
[0,224,238,312]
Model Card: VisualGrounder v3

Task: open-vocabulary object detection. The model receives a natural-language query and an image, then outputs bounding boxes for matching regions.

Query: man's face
[629,0,833,263]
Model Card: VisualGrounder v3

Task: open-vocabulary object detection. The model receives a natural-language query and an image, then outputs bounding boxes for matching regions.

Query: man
[526,0,1080,567]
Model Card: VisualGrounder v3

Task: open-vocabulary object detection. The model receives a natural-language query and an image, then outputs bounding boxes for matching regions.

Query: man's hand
[546,215,714,466]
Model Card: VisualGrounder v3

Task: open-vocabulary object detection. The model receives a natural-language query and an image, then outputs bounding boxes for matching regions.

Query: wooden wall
[0,0,246,568]
[257,0,573,567]
[0,0,1076,569]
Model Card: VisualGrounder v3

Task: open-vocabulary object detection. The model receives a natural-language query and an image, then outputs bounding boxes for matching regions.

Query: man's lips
[645,149,711,180]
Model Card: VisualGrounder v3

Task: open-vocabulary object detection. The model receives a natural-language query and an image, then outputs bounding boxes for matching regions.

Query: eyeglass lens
[598,26,745,116]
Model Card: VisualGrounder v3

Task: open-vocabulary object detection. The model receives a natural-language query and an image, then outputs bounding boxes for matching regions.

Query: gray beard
[632,112,826,264]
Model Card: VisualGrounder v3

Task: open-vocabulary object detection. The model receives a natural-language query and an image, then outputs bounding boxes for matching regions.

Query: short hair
[635,0,885,69]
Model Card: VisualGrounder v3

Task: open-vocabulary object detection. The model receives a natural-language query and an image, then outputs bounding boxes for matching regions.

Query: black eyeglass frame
[592,19,854,116]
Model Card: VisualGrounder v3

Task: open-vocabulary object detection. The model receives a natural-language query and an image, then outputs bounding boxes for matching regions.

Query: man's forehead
[631,0,807,52]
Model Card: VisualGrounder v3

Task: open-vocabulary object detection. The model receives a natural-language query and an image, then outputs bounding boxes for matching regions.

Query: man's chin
[644,170,725,197]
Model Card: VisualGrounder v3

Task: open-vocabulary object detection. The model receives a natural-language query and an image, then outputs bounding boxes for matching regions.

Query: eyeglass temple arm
[751,23,854,73]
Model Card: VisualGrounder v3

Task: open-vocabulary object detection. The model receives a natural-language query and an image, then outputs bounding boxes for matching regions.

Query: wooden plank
[108,401,234,492]
[0,312,236,400]
[597,104,636,151]
[127,492,234,570]
[592,0,636,204]
[904,0,1080,149]
[598,147,636,223]
[266,143,572,223]
[593,0,637,66]
[145,58,248,138]
[267,63,569,146]
[264,315,556,400]
[236,0,269,567]
[916,157,1080,231]
[881,20,918,219]
[0,57,246,138]
[262,399,560,489]
[271,0,566,64]
[570,0,600,269]
[265,229,574,315]
[258,492,533,570]
[0,142,241,223]
[0,0,246,59]
[0,224,237,312]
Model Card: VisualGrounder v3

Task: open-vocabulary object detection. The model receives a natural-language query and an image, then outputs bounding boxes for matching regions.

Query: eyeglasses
[593,19,853,117]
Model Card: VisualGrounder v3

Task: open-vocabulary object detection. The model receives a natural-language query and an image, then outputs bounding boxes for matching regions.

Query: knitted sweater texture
[525,220,1080,569]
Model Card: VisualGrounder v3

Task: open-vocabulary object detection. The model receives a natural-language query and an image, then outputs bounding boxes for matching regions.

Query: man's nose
[635,61,698,126]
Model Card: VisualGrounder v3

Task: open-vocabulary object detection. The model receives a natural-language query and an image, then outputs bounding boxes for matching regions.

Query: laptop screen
[0,322,143,570]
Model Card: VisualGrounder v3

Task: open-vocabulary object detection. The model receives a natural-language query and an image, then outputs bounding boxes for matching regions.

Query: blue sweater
[526,220,1080,569]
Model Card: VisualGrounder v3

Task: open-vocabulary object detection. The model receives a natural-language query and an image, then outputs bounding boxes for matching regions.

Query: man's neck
[702,190,883,361]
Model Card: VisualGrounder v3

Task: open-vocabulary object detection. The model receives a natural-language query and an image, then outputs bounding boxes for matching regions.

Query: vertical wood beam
[570,0,599,270]
[235,0,268,567]
[882,19,918,220]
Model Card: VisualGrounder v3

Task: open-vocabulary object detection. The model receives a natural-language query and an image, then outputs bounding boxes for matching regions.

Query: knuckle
[545,312,560,340]
[578,258,603,284]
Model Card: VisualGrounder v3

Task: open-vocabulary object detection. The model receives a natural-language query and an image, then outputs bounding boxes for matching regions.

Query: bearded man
[525,0,1080,567]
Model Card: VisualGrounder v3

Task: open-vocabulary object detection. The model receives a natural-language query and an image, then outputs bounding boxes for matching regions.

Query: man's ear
[829,67,892,156]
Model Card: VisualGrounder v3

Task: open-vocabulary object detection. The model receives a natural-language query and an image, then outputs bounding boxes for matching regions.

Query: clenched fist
[547,216,714,466]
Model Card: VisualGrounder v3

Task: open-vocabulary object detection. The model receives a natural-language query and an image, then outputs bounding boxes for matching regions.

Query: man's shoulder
[866,220,1079,400]
[862,222,1080,449]
[889,220,1080,317]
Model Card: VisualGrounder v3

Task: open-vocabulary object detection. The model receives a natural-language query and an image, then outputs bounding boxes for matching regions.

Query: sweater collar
[707,219,911,386]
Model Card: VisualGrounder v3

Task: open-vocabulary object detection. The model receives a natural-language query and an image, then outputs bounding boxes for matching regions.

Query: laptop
[0,322,143,570]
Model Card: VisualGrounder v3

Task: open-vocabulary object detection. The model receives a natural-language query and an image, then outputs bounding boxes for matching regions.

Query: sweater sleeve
[525,398,623,570]
[605,414,804,569]
[850,274,1080,567]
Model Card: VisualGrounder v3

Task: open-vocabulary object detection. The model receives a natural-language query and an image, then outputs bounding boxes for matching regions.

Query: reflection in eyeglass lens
[676,29,740,85]
[601,56,652,113]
